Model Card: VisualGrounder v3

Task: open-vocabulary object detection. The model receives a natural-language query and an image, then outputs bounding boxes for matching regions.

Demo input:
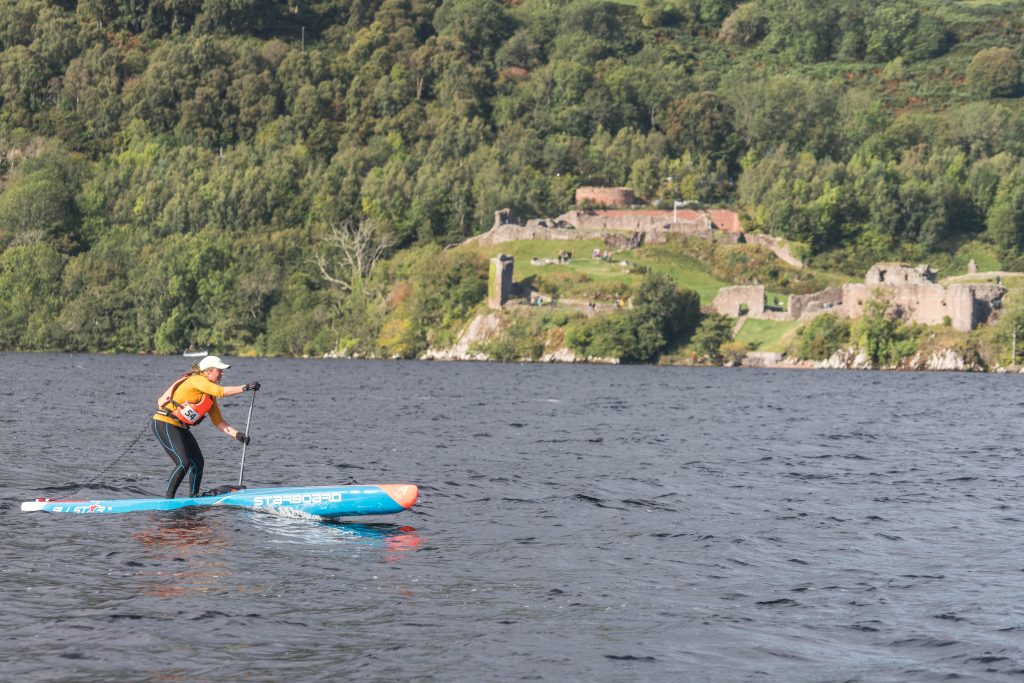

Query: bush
[383,246,488,355]
[797,313,850,360]
[564,273,701,363]
[719,3,767,47]
[994,305,1024,365]
[692,313,733,363]
[474,311,560,361]
[720,340,749,364]
[967,47,1022,98]
[631,272,701,349]
[852,291,920,367]
[565,311,637,361]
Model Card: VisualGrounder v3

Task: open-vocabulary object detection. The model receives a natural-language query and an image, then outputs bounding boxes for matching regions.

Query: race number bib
[177,403,201,424]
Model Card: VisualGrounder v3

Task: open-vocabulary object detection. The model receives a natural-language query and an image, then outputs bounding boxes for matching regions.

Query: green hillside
[2,0,1024,363]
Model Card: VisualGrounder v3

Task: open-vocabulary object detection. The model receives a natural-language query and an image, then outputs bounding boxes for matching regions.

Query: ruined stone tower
[489,254,514,309]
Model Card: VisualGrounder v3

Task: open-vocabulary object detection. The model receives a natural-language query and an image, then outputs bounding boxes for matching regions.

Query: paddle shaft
[237,388,256,486]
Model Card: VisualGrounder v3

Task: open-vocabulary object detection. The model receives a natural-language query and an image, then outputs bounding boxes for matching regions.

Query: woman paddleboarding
[152,355,259,498]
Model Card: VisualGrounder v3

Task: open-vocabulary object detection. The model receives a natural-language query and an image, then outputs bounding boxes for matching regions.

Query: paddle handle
[237,388,257,486]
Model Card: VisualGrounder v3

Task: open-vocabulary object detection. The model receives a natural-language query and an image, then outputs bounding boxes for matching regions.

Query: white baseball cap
[198,355,231,371]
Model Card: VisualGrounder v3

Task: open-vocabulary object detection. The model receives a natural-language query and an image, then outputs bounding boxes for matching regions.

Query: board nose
[379,484,418,509]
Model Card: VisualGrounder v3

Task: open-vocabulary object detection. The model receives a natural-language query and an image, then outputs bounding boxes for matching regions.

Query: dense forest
[1,0,1023,357]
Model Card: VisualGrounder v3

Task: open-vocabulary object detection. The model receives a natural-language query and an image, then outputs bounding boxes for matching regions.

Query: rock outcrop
[818,346,984,371]
[421,313,502,361]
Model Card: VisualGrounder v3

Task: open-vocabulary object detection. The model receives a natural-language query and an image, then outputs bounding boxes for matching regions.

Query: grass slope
[735,318,803,353]
[472,239,729,304]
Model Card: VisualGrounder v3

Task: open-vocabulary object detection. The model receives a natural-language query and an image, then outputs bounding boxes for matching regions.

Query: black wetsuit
[151,419,205,498]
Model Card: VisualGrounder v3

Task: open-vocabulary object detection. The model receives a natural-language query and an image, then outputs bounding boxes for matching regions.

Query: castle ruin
[711,285,766,318]
[477,199,1004,332]
[574,187,636,207]
[489,254,514,309]
[712,262,1005,331]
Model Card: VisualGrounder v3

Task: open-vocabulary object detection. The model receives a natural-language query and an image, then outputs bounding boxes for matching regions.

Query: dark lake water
[4,353,1024,681]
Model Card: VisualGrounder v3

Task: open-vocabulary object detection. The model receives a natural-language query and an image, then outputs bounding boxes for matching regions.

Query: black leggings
[151,419,205,498]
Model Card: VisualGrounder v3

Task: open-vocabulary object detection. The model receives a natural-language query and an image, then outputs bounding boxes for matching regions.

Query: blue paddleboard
[21,484,418,519]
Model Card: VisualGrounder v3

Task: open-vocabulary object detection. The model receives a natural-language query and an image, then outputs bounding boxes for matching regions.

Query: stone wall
[839,284,870,319]
[716,275,1002,332]
[712,285,765,317]
[470,224,599,247]
[865,262,936,285]
[944,285,976,331]
[575,187,636,207]
[841,282,977,331]
[557,209,711,233]
[478,208,745,247]
[789,286,844,320]
[972,283,1005,323]
[556,208,745,236]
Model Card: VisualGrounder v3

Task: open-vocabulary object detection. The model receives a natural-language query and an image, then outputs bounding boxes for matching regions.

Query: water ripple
[4,357,1024,680]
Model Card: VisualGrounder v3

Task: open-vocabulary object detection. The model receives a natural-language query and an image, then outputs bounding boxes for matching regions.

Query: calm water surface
[3,353,1024,681]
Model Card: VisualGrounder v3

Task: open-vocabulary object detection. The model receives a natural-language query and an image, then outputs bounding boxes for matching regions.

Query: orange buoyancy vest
[158,374,216,426]
[167,393,215,425]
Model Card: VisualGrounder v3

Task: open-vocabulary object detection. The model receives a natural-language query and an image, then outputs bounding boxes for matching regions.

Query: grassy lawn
[473,239,730,304]
[473,238,835,308]
[765,292,790,311]
[945,273,1024,288]
[475,239,611,277]
[735,318,803,353]
[473,239,635,300]
[948,240,1003,275]
[620,248,729,304]
[998,276,1024,290]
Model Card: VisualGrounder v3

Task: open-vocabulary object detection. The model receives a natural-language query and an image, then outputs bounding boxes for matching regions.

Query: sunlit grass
[935,240,1003,277]
[620,248,729,304]
[473,239,730,304]
[474,239,631,290]
[473,238,838,308]
[735,318,802,353]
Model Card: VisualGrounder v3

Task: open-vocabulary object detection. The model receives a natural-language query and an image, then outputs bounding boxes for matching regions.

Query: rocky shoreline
[328,311,1008,372]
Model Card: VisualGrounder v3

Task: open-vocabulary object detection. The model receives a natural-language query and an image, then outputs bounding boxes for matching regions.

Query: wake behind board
[21,484,418,519]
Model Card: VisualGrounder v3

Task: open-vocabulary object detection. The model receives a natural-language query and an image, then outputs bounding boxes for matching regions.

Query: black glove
[235,432,251,445]
[244,381,261,392]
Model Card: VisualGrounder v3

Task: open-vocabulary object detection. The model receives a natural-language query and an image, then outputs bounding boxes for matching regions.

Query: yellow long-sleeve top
[153,374,225,428]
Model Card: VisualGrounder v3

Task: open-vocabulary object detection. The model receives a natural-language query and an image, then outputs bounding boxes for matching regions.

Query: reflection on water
[130,511,423,598]
[133,509,231,554]
[332,522,423,563]
[131,510,234,598]
[250,513,423,561]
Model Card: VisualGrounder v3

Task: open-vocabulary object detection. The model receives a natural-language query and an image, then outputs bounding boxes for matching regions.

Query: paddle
[237,386,257,487]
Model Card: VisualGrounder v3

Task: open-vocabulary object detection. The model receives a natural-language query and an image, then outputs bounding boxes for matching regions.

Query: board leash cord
[64,422,151,499]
